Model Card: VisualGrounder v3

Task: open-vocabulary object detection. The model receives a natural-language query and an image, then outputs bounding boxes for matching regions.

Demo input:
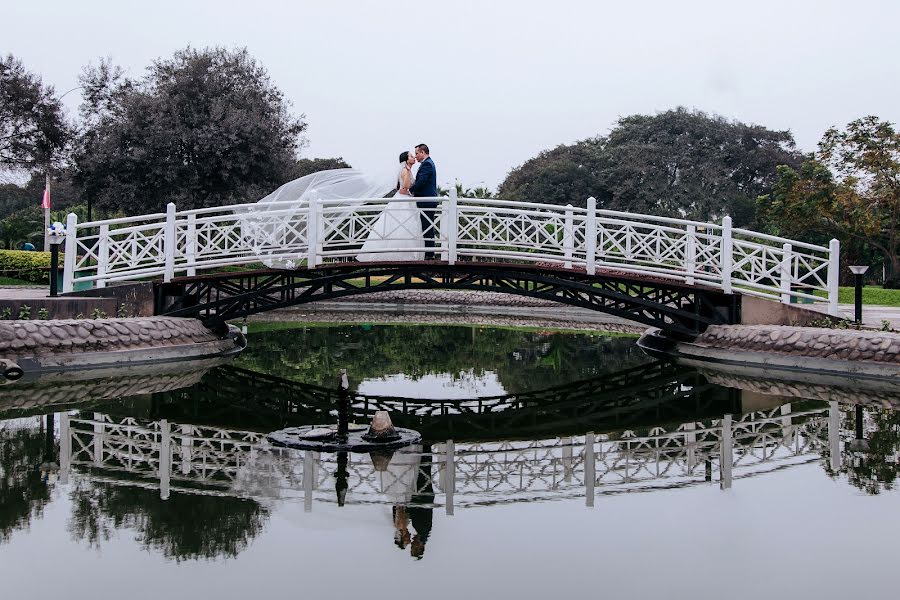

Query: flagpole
[43,173,51,251]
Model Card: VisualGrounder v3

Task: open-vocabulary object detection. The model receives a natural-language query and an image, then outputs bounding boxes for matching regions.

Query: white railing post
[585,197,597,275]
[780,243,793,304]
[685,225,696,285]
[584,432,596,507]
[163,202,176,282]
[721,216,733,294]
[448,187,458,265]
[316,200,325,265]
[827,238,840,316]
[445,439,455,516]
[62,212,78,293]
[186,213,197,277]
[563,204,574,269]
[96,224,109,289]
[828,401,841,472]
[720,414,733,490]
[307,197,319,267]
[159,419,171,500]
[59,412,70,485]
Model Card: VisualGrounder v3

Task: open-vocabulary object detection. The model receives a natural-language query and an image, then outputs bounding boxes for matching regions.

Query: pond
[1,323,899,600]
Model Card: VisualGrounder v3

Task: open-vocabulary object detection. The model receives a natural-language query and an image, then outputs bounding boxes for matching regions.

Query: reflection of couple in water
[391,453,434,560]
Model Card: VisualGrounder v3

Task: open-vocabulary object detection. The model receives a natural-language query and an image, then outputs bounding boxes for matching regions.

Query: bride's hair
[399,151,409,163]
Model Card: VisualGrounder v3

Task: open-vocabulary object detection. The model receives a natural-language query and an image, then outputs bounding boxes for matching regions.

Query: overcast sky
[6,0,900,190]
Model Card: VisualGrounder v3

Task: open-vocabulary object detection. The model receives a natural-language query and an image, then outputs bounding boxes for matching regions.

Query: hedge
[0,250,57,283]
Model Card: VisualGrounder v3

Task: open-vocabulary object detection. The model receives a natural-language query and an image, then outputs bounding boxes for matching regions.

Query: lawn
[0,277,35,286]
[837,286,900,306]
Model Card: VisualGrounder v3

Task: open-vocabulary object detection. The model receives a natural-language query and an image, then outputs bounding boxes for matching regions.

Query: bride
[356,151,424,262]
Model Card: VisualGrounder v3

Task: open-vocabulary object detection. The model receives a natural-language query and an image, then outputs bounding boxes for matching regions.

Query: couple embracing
[357,143,438,262]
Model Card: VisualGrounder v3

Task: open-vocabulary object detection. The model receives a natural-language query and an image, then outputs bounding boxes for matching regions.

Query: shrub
[0,250,56,283]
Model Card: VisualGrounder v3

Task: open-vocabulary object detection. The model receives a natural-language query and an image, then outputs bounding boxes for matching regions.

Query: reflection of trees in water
[838,406,900,495]
[0,422,53,543]
[236,324,647,394]
[68,482,269,561]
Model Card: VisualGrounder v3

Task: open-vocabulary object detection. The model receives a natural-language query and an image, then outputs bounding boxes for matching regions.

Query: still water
[1,324,899,600]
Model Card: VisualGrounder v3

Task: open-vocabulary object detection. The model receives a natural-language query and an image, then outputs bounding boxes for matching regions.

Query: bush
[0,250,54,283]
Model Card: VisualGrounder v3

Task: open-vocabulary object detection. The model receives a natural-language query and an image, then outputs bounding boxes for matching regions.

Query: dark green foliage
[68,479,269,561]
[499,108,802,225]
[0,249,53,282]
[0,423,53,543]
[236,324,647,395]
[0,54,71,170]
[74,48,307,213]
[289,157,351,179]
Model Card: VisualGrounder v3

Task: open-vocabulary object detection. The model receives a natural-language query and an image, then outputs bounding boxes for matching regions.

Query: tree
[498,139,607,207]
[0,206,42,249]
[0,55,70,171]
[498,108,802,225]
[74,47,307,213]
[759,117,900,285]
[289,157,351,179]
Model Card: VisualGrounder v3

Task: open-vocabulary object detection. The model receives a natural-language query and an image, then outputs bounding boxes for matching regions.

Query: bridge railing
[62,191,839,312]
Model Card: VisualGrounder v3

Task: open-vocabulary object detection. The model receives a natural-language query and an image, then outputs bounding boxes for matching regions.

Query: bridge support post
[186,213,197,277]
[444,440,455,516]
[685,225,696,286]
[828,401,841,472]
[59,412,70,485]
[586,198,597,275]
[719,414,732,490]
[447,188,458,265]
[159,419,171,500]
[163,202,176,282]
[62,212,78,293]
[96,224,109,289]
[827,238,840,316]
[584,432,595,507]
[780,243,793,304]
[564,204,574,269]
[721,216,733,295]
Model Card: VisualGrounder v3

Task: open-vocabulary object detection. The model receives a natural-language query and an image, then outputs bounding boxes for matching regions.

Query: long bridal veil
[237,168,397,268]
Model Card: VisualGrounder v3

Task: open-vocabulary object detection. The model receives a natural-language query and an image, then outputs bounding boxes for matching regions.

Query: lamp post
[47,222,66,297]
[849,265,869,325]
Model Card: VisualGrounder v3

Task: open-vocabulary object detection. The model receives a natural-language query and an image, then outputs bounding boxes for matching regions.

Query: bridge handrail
[62,193,840,314]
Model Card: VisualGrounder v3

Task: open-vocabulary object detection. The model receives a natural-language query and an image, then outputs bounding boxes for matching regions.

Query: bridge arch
[155,262,739,336]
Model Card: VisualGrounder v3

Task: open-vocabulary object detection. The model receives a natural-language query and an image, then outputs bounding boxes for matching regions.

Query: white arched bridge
[61,192,840,334]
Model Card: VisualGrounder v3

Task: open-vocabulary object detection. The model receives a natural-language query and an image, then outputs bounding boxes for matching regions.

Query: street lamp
[47,222,66,297]
[848,265,869,325]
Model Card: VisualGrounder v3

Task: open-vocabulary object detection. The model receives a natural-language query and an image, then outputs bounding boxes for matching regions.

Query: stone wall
[696,325,900,364]
[0,317,220,359]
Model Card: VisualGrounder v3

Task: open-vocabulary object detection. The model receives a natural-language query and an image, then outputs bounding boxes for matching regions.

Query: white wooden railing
[62,190,840,313]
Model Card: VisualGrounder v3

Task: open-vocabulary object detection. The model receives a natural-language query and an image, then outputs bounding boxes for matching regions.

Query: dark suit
[409,157,438,257]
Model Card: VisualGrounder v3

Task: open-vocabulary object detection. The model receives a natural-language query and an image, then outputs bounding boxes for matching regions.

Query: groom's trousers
[417,201,439,257]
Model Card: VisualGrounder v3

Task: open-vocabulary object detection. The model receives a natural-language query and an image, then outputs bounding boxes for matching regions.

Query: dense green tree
[498,139,606,207]
[74,47,307,213]
[0,421,54,543]
[0,206,42,249]
[499,108,802,225]
[760,117,900,285]
[289,157,351,179]
[0,54,70,171]
[68,479,269,561]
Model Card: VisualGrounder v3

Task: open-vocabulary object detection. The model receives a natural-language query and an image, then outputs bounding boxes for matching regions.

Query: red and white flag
[41,188,51,210]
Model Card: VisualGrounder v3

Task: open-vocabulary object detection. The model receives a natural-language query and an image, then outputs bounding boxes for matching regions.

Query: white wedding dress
[356,165,424,261]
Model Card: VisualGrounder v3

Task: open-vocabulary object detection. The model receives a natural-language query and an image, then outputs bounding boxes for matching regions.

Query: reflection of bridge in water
[60,395,842,512]
[152,362,739,441]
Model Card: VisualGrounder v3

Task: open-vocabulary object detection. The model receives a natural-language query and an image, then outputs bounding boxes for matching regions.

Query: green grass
[0,276,35,286]
[838,286,900,306]
[815,286,900,306]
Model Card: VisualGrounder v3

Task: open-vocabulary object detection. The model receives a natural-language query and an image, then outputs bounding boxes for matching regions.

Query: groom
[408,143,438,260]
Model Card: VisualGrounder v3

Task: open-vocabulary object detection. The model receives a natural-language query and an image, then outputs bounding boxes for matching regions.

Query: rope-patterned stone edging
[0,317,220,358]
[695,325,900,364]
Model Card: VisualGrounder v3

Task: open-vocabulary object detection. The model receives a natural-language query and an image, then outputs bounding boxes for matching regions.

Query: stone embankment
[696,325,900,365]
[0,317,243,375]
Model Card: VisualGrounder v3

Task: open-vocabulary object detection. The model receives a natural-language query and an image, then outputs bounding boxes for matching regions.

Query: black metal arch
[154,262,740,336]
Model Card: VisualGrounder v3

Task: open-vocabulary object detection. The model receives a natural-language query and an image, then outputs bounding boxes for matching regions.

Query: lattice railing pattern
[65,403,834,507]
[62,194,839,311]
